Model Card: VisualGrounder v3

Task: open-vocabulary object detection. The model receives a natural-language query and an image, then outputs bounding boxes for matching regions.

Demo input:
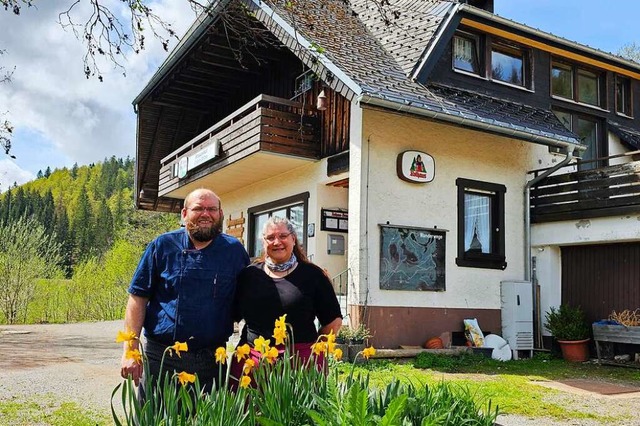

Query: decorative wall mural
[379,225,446,291]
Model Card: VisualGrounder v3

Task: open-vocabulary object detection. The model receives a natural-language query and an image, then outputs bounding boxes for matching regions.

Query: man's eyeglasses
[187,206,220,214]
[263,232,292,243]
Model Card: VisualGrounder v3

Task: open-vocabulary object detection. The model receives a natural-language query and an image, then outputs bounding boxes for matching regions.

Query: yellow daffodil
[176,371,196,386]
[327,341,336,354]
[115,329,137,343]
[264,346,279,364]
[333,348,343,361]
[312,341,327,356]
[273,326,287,345]
[169,341,188,358]
[253,336,271,354]
[126,348,142,364]
[215,347,227,364]
[274,314,287,330]
[240,375,252,389]
[362,346,376,359]
[243,359,256,374]
[235,344,251,362]
[325,329,336,343]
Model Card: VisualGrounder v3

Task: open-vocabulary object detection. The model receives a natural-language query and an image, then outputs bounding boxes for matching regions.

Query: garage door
[561,242,640,324]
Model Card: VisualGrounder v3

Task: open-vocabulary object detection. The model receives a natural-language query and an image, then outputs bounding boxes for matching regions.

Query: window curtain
[464,193,491,253]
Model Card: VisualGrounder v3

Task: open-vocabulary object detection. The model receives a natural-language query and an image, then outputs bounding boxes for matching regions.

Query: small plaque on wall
[396,150,435,183]
[321,209,348,233]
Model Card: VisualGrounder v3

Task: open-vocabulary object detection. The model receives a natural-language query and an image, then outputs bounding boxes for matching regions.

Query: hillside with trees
[0,157,178,324]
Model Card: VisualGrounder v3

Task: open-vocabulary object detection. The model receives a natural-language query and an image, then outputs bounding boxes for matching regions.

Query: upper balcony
[529,151,640,223]
[157,94,320,200]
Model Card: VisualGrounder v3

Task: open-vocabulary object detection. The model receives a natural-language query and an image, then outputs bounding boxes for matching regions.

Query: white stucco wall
[348,107,540,311]
[219,157,348,280]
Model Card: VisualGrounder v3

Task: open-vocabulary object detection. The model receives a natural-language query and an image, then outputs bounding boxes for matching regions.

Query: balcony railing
[158,94,319,197]
[529,151,640,223]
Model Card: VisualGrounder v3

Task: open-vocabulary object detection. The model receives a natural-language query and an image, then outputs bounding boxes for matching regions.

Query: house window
[452,31,531,88]
[453,33,481,74]
[615,76,632,116]
[247,192,309,258]
[553,110,603,169]
[456,178,506,270]
[551,60,604,107]
[491,42,525,86]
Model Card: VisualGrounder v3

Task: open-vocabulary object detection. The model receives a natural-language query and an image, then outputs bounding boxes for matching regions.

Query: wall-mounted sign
[321,209,348,233]
[189,138,219,171]
[178,138,220,180]
[178,157,188,179]
[396,150,435,183]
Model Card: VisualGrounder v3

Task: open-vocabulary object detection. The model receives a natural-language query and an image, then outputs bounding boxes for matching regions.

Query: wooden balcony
[530,152,640,223]
[158,94,320,198]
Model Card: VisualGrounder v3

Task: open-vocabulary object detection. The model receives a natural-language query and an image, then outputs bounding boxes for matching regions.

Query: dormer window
[551,60,604,108]
[452,30,530,88]
[453,33,481,74]
[491,42,525,86]
[615,75,632,116]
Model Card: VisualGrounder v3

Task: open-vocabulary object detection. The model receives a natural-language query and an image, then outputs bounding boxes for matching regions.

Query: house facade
[133,0,640,349]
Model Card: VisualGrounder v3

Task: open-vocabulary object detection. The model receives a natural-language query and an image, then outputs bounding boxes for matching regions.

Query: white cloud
[0,159,35,190]
[0,0,196,175]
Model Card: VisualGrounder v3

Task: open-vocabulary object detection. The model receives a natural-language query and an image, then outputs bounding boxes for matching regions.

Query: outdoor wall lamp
[316,89,328,111]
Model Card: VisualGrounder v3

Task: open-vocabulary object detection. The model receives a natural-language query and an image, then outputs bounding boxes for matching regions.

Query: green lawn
[346,352,640,424]
[2,353,638,425]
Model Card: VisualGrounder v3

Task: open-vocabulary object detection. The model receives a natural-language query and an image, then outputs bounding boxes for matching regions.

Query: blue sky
[0,0,639,190]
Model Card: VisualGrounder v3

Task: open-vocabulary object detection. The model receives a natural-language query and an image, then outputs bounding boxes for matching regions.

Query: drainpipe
[524,146,577,348]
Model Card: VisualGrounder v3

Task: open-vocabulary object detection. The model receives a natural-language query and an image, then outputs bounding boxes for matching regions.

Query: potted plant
[544,304,591,362]
[336,324,371,361]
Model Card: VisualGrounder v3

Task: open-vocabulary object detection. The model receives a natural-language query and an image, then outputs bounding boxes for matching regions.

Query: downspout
[524,146,577,348]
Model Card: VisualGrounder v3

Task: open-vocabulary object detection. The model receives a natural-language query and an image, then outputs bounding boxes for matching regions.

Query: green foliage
[414,351,490,372]
[544,304,591,341]
[0,396,108,425]
[0,216,63,324]
[337,324,372,343]
[113,341,498,425]
[0,157,179,324]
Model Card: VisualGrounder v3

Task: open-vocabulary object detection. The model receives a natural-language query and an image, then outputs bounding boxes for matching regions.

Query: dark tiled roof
[425,84,580,142]
[609,121,640,150]
[255,0,581,146]
[350,0,454,76]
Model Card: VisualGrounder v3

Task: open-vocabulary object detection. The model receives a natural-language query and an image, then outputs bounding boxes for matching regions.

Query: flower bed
[113,317,499,425]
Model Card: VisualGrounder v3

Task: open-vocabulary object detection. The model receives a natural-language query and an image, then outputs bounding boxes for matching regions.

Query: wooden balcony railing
[158,94,319,197]
[530,152,640,223]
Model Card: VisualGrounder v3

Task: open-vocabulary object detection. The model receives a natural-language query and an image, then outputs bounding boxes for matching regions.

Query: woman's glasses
[263,232,292,243]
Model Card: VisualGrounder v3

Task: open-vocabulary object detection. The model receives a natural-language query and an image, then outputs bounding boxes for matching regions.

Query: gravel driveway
[1,321,639,426]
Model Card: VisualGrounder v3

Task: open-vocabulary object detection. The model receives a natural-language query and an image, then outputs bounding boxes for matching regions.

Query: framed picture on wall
[379,224,446,291]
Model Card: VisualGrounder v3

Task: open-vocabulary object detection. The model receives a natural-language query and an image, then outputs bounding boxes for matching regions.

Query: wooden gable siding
[561,243,640,325]
[530,160,640,223]
[297,84,350,157]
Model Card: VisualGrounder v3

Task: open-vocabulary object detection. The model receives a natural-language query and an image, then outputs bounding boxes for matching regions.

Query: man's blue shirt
[128,229,249,349]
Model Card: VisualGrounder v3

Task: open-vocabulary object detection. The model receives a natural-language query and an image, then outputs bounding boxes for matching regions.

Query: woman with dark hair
[231,216,342,381]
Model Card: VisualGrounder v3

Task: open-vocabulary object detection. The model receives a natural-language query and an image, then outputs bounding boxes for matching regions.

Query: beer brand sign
[396,151,435,183]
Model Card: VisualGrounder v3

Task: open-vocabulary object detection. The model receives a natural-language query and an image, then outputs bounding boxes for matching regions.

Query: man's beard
[187,217,223,242]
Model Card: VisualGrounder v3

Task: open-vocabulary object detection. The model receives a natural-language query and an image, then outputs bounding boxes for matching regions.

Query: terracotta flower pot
[557,338,590,362]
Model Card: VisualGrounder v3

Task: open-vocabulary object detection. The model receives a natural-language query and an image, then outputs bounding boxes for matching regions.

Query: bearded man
[120,188,249,399]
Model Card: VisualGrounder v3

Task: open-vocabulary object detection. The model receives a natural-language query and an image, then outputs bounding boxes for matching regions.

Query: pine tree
[44,166,52,178]
[71,188,93,262]
[37,170,44,179]
[40,190,56,235]
[54,204,74,278]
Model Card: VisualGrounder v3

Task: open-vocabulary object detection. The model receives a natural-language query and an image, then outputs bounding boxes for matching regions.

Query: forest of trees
[0,157,178,324]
